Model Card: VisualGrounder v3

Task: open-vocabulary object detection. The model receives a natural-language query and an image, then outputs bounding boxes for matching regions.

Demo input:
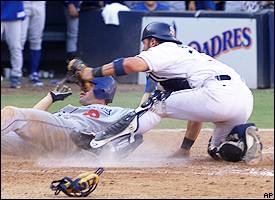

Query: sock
[29,49,41,74]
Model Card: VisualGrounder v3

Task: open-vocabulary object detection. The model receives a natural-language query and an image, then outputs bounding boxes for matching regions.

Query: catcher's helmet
[141,22,182,45]
[90,76,116,104]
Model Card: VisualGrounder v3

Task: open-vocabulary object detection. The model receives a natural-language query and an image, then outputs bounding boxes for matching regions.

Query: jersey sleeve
[137,45,172,72]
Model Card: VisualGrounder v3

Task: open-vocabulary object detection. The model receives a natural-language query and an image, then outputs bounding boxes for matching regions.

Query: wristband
[113,58,126,76]
[181,137,195,150]
[92,67,103,77]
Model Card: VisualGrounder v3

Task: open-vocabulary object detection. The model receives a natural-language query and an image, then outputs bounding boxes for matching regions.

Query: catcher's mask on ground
[50,167,104,197]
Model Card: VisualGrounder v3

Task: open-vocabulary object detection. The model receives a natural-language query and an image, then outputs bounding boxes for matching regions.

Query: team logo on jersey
[169,25,176,37]
[187,27,252,58]
[83,109,100,118]
[100,107,112,115]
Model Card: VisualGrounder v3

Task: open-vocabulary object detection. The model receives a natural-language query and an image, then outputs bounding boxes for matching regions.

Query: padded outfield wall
[1,8,273,88]
[78,10,274,89]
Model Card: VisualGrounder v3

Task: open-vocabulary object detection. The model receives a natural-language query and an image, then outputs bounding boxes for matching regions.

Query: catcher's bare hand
[50,84,72,102]
[170,148,190,158]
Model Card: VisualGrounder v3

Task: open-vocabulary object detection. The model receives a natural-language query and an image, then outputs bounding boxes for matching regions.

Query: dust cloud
[36,138,188,168]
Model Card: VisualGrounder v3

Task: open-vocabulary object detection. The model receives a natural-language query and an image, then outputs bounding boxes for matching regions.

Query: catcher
[1,76,163,159]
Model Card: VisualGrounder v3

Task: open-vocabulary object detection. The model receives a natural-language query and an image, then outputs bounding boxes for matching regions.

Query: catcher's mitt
[50,167,104,197]
[65,58,91,92]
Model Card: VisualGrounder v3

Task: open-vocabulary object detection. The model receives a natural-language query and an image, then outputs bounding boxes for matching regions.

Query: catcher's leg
[93,90,166,142]
[87,91,165,157]
[242,125,263,164]
[208,123,263,164]
[88,110,161,158]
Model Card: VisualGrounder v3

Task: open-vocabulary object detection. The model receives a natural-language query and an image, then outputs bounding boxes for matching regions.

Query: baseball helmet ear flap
[90,76,117,104]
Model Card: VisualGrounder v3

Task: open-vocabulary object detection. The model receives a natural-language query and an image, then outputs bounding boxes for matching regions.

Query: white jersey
[137,42,253,147]
[54,104,133,133]
[137,42,242,89]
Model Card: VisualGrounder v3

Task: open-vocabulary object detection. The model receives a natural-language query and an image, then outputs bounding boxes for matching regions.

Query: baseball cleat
[243,126,263,165]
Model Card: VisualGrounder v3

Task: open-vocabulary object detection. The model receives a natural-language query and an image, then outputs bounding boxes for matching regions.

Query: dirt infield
[1,129,274,199]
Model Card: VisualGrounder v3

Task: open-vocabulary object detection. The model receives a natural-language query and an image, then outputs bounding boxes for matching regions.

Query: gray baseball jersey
[1,104,134,155]
[54,104,134,133]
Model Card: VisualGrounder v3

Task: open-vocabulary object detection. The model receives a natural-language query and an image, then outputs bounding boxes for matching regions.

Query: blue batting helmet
[90,76,117,104]
[141,22,182,45]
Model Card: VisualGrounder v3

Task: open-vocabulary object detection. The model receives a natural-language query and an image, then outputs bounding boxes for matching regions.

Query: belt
[215,75,231,81]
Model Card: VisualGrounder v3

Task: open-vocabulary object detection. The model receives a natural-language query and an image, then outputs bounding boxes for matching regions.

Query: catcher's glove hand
[66,58,92,92]
[67,58,87,79]
[50,167,104,197]
[50,84,72,102]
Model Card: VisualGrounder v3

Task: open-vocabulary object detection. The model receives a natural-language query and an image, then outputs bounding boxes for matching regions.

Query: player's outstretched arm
[33,93,54,111]
[67,57,149,82]
[33,85,72,111]
[171,121,203,157]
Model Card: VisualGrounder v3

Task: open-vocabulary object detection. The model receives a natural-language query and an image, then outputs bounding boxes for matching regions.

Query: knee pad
[208,136,245,162]
[215,123,263,163]
[218,140,245,162]
[207,137,221,160]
